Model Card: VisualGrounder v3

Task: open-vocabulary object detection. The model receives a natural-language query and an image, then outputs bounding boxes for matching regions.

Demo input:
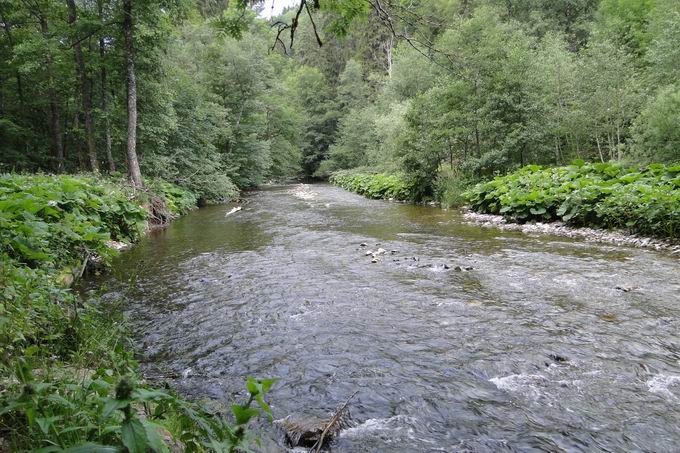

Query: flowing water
[93,183,680,452]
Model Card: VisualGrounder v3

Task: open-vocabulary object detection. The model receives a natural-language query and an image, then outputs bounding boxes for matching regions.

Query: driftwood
[225,206,242,217]
[311,391,358,452]
[275,392,358,451]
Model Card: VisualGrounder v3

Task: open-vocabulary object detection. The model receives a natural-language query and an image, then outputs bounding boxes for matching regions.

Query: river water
[95,183,680,452]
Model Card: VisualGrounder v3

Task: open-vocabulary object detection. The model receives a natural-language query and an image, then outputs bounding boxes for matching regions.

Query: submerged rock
[615,285,639,292]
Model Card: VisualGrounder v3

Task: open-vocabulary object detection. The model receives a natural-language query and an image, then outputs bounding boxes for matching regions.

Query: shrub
[464,161,680,238]
[435,167,472,208]
[0,174,271,451]
[147,179,199,216]
[329,170,415,201]
[0,175,147,269]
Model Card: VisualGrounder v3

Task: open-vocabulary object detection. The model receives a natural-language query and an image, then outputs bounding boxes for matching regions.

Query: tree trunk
[39,16,64,172]
[616,122,622,161]
[123,0,143,188]
[384,36,393,78]
[98,1,115,172]
[66,0,98,172]
[596,135,605,163]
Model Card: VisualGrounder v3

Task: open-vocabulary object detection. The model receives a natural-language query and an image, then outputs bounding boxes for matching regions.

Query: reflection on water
[92,183,680,452]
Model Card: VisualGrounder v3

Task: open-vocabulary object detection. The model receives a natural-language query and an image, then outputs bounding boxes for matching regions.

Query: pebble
[463,211,678,253]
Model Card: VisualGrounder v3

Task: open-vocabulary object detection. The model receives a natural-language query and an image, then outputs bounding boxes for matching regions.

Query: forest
[1,0,679,196]
[1,0,679,451]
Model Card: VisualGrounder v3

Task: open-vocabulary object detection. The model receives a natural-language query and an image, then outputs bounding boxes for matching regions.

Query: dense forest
[1,0,678,200]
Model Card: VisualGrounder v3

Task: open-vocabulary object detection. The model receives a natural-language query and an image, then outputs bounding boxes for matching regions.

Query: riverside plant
[464,161,680,239]
[329,170,415,201]
[0,174,273,451]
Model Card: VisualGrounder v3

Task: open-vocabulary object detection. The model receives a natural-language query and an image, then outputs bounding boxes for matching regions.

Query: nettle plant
[1,360,275,452]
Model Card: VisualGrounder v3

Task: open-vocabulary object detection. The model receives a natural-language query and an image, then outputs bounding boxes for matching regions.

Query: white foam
[490,373,547,400]
[341,415,417,440]
[290,184,318,201]
[647,374,680,400]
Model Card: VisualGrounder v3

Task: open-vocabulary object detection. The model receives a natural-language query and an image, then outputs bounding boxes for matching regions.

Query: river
[93,183,680,452]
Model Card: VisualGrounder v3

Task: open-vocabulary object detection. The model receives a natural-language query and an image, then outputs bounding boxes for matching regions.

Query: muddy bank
[462,210,680,254]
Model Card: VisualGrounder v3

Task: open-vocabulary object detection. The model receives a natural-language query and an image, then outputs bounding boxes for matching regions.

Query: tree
[122,0,143,187]
[66,0,98,172]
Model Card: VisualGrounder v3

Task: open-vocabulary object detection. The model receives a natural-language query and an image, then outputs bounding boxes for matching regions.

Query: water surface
[95,183,680,452]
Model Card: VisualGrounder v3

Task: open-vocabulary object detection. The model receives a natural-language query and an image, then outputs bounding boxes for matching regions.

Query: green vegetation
[0,175,272,451]
[465,162,680,239]
[2,0,680,447]
[329,170,414,201]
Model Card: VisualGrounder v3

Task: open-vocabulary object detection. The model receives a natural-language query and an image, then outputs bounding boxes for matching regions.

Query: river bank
[329,162,680,252]
[0,174,270,451]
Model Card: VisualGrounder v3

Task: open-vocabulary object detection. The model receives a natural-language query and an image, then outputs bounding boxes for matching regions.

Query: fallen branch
[225,206,242,217]
[311,391,358,452]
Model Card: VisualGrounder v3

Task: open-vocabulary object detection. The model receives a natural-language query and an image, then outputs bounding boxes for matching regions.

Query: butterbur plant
[464,162,680,239]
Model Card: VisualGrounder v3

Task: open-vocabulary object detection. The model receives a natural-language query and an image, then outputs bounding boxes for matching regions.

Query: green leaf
[232,404,259,425]
[143,420,170,453]
[121,418,149,453]
[36,416,60,434]
[102,398,130,417]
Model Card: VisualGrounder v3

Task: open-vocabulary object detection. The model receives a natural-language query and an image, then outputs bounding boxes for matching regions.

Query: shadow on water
[90,183,680,452]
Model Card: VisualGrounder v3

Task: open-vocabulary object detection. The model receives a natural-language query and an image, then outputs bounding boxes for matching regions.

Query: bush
[435,167,472,208]
[329,170,415,201]
[0,174,271,451]
[0,175,147,269]
[147,179,199,216]
[464,161,680,238]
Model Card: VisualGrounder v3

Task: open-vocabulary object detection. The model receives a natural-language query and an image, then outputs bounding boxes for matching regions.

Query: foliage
[329,170,415,201]
[435,168,473,209]
[147,179,200,216]
[464,162,680,238]
[0,175,146,270]
[0,175,273,451]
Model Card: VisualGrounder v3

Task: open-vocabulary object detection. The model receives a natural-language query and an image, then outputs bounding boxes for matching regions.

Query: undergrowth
[464,161,680,238]
[329,170,415,201]
[0,174,270,452]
